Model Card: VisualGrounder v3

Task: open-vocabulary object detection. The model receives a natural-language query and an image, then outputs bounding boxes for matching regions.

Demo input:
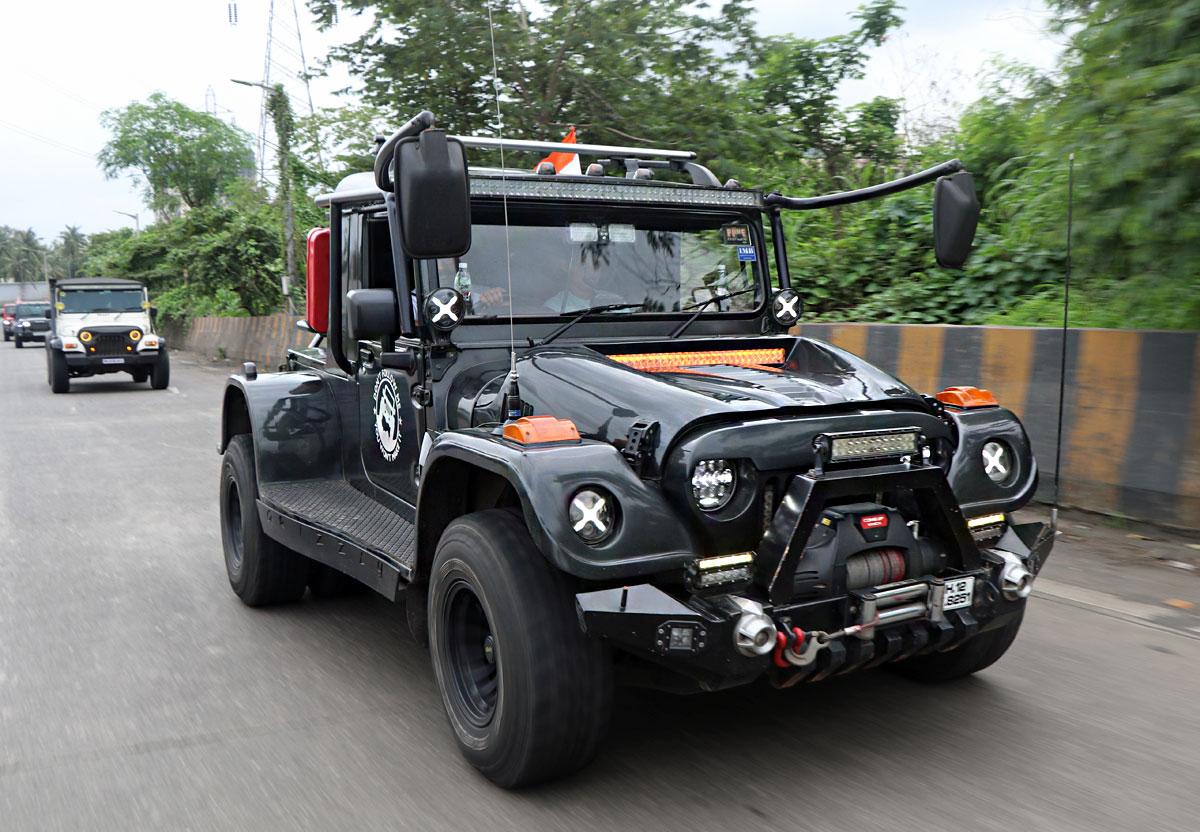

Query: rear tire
[219,434,308,606]
[428,509,612,788]
[48,350,70,393]
[150,348,170,389]
[890,609,1025,682]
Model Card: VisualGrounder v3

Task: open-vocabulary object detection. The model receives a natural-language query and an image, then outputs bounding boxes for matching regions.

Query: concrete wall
[167,313,1200,529]
[797,323,1200,530]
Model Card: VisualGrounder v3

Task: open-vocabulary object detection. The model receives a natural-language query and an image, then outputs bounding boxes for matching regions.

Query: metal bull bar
[754,461,981,605]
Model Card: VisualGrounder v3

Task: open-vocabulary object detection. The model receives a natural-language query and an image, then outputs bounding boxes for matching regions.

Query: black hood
[465,337,929,464]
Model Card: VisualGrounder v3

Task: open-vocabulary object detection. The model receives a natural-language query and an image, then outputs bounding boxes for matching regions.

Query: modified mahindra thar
[217,112,1054,787]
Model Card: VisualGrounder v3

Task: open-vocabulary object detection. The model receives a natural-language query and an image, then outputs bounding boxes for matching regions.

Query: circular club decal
[373,371,402,462]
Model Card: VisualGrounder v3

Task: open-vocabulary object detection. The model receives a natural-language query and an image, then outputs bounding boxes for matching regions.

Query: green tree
[57,225,87,279]
[98,93,256,217]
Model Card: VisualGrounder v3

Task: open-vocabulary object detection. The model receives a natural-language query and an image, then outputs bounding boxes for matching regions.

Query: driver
[542,249,627,313]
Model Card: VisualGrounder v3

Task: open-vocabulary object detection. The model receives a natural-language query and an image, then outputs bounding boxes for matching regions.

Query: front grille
[92,332,131,356]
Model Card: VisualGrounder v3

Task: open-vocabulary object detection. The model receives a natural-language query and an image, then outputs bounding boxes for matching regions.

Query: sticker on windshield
[569,223,599,243]
[736,245,757,262]
[607,224,636,243]
[721,224,751,245]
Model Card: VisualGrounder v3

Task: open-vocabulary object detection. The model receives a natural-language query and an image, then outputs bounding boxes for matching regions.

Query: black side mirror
[394,129,471,259]
[933,171,980,269]
[149,306,158,324]
[346,289,399,341]
[44,309,53,319]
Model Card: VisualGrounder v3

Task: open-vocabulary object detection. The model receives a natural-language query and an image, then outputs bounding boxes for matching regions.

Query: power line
[0,119,94,159]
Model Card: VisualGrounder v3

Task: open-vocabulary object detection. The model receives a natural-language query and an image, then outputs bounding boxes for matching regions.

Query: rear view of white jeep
[45,277,169,394]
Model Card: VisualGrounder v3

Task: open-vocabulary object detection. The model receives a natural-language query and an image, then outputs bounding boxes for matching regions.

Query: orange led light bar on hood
[610,348,785,374]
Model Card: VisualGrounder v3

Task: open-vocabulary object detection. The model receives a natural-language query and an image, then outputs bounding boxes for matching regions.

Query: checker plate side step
[258,480,416,599]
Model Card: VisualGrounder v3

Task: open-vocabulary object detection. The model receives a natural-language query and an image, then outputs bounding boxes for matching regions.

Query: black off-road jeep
[218,112,1053,787]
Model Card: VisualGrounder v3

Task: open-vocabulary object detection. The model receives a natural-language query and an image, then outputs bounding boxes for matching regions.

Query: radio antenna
[1051,152,1075,526]
[485,2,522,425]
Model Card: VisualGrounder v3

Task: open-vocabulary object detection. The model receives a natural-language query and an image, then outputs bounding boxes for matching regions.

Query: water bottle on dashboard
[454,262,473,315]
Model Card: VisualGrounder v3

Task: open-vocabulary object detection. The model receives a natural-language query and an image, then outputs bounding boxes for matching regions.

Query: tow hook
[732,597,778,657]
[772,620,876,668]
[994,550,1033,600]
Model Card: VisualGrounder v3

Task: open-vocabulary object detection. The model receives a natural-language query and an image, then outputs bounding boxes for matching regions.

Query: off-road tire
[14,336,23,349]
[428,509,612,788]
[219,434,308,606]
[150,348,170,389]
[890,608,1025,682]
[48,350,70,394]
[131,368,150,383]
[3,330,10,342]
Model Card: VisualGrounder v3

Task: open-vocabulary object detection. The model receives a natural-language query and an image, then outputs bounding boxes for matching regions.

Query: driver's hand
[475,287,507,310]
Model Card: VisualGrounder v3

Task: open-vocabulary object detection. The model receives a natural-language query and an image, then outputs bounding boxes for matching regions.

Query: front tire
[131,367,150,383]
[428,509,612,788]
[890,609,1025,682]
[48,350,69,393]
[219,434,308,606]
[14,335,23,349]
[150,348,170,389]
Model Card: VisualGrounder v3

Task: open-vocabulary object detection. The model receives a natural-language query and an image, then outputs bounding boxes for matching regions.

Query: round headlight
[982,440,1012,483]
[129,329,142,341]
[569,489,613,544]
[79,330,92,342]
[691,459,737,511]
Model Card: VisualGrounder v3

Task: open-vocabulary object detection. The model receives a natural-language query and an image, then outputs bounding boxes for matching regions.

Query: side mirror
[149,306,158,324]
[305,227,330,333]
[933,171,980,269]
[44,309,53,319]
[395,129,471,259]
[346,289,399,341]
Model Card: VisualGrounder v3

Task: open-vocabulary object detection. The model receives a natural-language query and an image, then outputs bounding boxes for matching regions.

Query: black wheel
[14,336,23,349]
[3,330,9,342]
[428,509,612,788]
[48,350,69,394]
[131,368,150,383]
[890,609,1025,682]
[219,434,308,606]
[150,348,170,389]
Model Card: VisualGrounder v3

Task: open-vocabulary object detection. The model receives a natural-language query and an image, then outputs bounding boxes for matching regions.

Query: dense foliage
[7,1,1194,331]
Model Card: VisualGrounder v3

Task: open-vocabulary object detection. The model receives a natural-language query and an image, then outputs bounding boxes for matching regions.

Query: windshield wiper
[540,303,644,345]
[670,287,758,339]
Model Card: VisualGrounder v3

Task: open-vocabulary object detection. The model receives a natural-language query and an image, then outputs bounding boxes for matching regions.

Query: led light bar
[689,552,754,590]
[828,430,920,462]
[469,175,763,208]
[611,348,784,373]
[967,512,1006,529]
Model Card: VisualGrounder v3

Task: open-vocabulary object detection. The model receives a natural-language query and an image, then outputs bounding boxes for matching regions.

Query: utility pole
[233,78,297,315]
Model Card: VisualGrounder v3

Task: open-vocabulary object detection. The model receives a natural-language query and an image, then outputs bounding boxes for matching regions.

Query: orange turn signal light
[937,386,999,408]
[503,416,581,445]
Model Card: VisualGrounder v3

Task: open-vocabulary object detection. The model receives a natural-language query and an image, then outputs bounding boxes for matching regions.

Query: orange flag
[536,126,582,175]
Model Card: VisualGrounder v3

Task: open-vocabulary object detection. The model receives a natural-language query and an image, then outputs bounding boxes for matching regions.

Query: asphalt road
[2,341,1198,831]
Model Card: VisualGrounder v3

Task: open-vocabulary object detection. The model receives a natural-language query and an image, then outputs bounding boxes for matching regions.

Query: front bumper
[16,328,48,340]
[64,351,160,372]
[578,513,1054,690]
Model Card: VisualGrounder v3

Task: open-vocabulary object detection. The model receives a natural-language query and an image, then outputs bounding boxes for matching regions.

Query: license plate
[942,577,974,611]
[101,358,125,365]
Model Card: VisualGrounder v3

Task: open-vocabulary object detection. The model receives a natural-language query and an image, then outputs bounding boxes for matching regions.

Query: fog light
[688,552,754,590]
[982,441,1011,483]
[691,459,736,511]
[569,489,613,544]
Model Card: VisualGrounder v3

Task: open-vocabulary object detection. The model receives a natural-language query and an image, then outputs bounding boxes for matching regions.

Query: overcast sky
[0,1,1060,241]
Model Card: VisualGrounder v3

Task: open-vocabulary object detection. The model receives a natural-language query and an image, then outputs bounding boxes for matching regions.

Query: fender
[944,406,1039,516]
[417,430,702,581]
[220,371,345,485]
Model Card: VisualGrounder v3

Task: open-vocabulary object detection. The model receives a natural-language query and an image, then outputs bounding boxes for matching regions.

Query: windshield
[58,288,145,314]
[426,204,763,318]
[16,303,50,318]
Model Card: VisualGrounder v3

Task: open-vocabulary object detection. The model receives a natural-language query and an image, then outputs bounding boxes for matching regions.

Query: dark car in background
[11,302,51,348]
[2,303,16,341]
